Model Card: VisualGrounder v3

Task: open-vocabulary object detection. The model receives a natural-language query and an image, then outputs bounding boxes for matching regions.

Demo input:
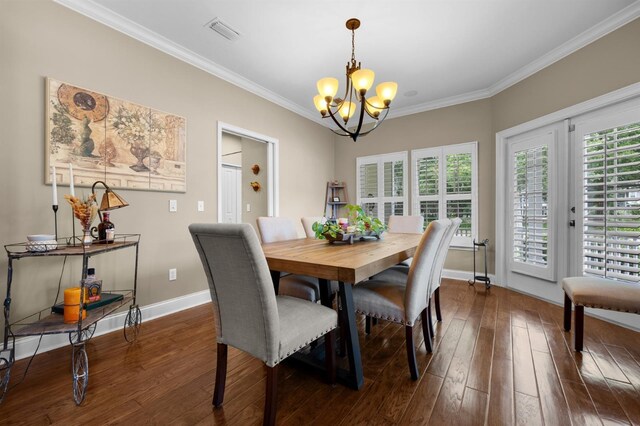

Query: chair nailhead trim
[277,325,337,363]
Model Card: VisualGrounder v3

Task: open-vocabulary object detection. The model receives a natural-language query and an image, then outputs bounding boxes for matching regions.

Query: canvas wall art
[46,78,187,192]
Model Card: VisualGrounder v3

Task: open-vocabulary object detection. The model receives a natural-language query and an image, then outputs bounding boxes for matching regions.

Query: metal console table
[0,234,141,405]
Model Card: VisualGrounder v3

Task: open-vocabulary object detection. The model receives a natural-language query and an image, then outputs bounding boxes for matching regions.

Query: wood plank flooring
[1,279,639,425]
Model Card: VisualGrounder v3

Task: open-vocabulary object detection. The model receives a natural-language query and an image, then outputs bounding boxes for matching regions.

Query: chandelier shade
[313,18,397,142]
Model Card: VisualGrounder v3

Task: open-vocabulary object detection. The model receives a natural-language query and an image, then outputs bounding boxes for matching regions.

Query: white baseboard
[12,289,212,360]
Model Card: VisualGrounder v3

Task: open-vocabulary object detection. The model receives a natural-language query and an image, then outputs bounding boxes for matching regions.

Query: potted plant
[312,204,386,243]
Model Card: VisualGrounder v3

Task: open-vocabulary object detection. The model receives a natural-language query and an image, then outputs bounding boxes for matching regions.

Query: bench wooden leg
[574,305,584,352]
[563,292,572,332]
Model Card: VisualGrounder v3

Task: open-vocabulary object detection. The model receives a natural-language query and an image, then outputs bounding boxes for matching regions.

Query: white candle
[69,163,75,197]
[52,165,58,205]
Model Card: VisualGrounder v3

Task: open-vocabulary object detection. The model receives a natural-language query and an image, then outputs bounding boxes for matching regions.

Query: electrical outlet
[197,200,205,212]
[169,199,177,212]
[246,203,251,212]
[169,268,177,281]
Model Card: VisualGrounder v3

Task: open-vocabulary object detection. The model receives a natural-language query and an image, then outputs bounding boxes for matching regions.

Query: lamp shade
[351,69,375,93]
[376,82,398,105]
[365,96,385,118]
[99,188,129,211]
[339,101,356,122]
[317,77,339,101]
[313,94,328,113]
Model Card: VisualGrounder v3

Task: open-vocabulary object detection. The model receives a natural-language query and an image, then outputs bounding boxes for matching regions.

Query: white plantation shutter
[582,122,640,282]
[508,129,556,281]
[512,146,549,267]
[356,152,408,223]
[412,142,477,247]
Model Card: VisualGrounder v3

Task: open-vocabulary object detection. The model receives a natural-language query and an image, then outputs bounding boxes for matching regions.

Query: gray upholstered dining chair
[387,215,424,266]
[189,223,337,426]
[257,216,337,302]
[352,219,449,380]
[301,216,326,239]
[369,218,461,347]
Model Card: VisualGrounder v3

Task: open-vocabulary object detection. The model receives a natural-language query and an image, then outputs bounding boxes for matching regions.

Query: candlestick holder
[52,204,59,241]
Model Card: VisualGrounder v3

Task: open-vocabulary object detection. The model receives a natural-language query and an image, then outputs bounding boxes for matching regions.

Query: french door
[503,122,568,299]
[570,99,640,282]
[500,97,640,300]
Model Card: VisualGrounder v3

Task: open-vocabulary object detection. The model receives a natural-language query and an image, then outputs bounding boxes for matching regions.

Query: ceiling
[56,0,640,124]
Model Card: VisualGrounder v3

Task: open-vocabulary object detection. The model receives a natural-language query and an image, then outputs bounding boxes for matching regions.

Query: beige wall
[335,17,640,275]
[0,0,334,325]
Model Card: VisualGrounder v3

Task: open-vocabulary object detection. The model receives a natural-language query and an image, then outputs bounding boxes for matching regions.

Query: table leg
[270,270,280,295]
[338,281,364,390]
[319,279,331,307]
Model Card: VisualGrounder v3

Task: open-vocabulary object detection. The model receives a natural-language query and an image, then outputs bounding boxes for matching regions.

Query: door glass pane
[512,146,549,267]
[360,163,377,199]
[446,153,472,194]
[582,122,640,282]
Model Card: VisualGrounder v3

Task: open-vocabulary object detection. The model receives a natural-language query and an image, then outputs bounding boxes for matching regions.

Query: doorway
[217,122,279,226]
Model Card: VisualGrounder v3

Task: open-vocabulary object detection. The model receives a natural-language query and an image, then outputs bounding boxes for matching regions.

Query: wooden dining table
[262,232,422,390]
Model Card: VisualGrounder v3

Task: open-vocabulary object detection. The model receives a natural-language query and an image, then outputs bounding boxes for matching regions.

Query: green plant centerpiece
[312,204,387,244]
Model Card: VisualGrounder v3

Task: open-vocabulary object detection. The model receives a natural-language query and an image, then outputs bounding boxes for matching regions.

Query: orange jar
[63,287,87,323]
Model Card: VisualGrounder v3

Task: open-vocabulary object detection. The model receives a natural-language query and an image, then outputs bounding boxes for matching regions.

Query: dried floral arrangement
[64,194,98,230]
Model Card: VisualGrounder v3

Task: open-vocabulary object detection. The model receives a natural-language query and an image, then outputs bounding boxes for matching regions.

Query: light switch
[197,200,205,212]
[169,268,177,281]
[246,203,251,212]
[169,199,177,212]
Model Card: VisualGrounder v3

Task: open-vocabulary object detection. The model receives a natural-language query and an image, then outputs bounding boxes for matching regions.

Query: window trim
[356,151,408,222]
[411,141,478,248]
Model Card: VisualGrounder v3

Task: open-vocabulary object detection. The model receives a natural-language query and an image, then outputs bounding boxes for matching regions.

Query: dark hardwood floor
[1,279,639,425]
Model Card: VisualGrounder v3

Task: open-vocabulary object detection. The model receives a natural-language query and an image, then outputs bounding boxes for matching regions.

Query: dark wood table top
[262,233,422,284]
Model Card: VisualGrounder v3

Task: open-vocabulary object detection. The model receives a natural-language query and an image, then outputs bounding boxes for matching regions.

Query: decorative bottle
[98,212,115,244]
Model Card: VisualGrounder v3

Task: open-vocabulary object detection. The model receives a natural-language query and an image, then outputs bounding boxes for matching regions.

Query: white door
[570,99,640,282]
[221,165,242,223]
[503,122,569,300]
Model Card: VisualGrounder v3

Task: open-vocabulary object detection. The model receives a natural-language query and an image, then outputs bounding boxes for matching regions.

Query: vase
[129,144,150,172]
[82,229,93,248]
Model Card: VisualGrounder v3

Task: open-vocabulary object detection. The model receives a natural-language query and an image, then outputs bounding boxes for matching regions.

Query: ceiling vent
[206,18,241,41]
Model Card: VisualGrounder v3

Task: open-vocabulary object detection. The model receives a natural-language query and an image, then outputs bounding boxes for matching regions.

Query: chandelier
[313,18,397,142]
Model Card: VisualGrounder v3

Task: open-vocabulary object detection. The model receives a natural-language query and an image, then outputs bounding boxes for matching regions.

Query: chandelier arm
[357,108,390,137]
[352,96,367,137]
[325,105,355,137]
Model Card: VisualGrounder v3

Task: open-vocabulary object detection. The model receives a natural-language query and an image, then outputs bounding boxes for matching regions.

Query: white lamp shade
[351,69,375,93]
[339,101,356,121]
[317,77,339,100]
[365,96,385,117]
[313,94,327,112]
[376,82,398,104]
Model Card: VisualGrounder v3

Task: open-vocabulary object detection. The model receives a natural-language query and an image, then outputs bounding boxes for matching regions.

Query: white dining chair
[189,223,337,426]
[352,219,450,380]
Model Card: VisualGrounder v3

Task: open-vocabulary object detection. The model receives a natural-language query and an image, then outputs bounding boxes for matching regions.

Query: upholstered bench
[563,277,640,352]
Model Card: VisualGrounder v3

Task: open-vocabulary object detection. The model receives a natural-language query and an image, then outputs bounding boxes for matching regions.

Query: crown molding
[389,88,492,119]
[487,0,640,96]
[53,0,323,125]
[55,0,640,125]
